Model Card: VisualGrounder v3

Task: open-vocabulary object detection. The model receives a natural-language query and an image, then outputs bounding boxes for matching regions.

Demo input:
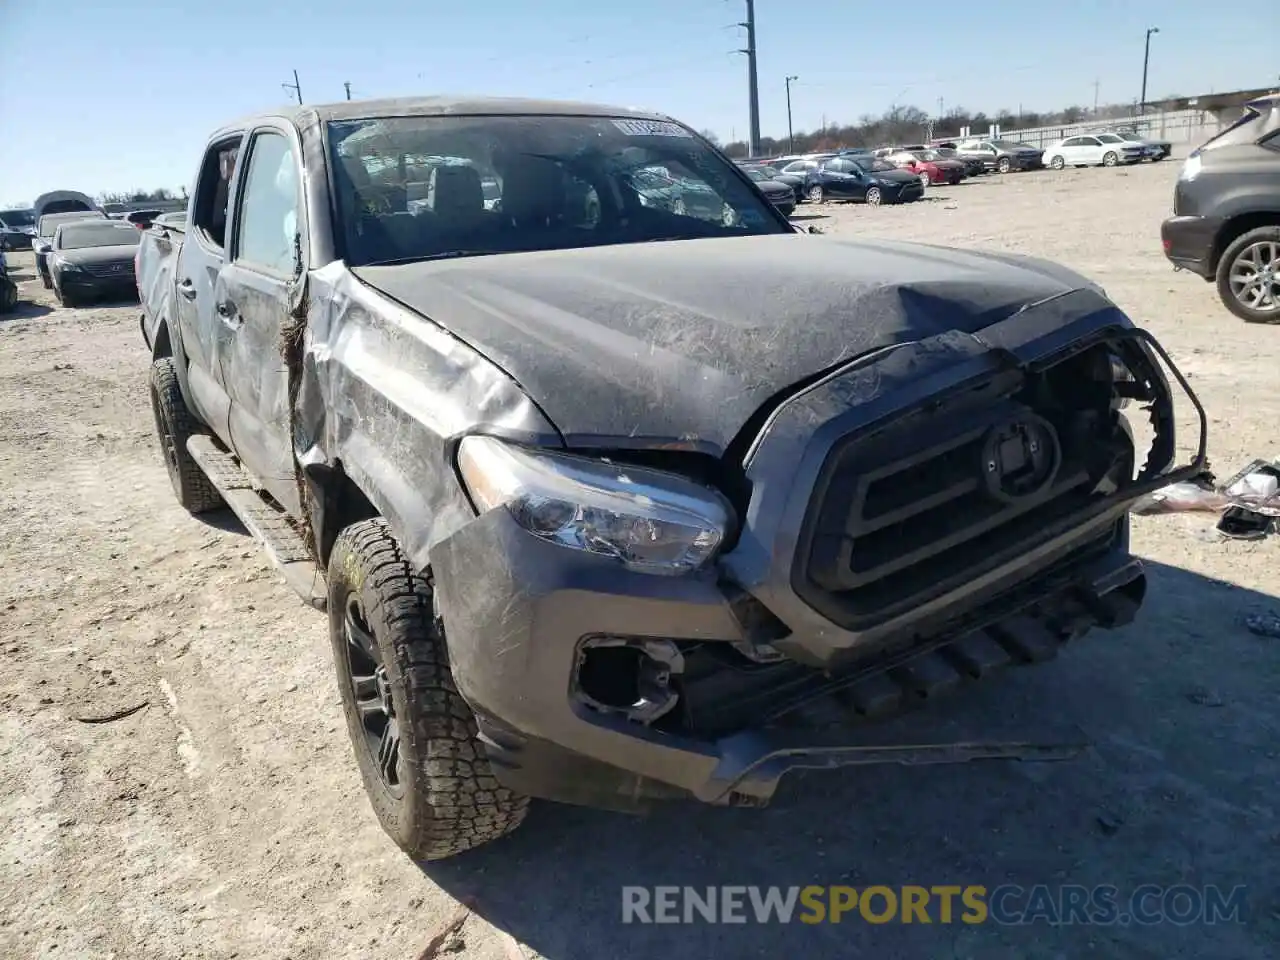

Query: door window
[236,131,302,276]
[192,138,243,249]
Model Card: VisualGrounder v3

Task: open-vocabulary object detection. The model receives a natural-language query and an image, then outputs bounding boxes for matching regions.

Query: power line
[282,69,302,105]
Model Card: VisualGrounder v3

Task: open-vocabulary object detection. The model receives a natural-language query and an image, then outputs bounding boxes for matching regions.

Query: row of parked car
[735,126,1175,207]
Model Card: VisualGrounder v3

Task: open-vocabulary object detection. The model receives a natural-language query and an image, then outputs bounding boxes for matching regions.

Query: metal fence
[950,108,1230,152]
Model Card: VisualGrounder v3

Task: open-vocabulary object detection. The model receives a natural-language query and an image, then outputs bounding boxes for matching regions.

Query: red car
[887,150,966,187]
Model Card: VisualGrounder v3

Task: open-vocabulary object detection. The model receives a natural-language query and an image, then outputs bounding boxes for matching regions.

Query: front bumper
[58,272,138,301]
[768,195,796,217]
[431,294,1206,812]
[1160,215,1220,278]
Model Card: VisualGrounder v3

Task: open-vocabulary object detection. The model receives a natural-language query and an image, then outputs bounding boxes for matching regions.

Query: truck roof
[213,95,675,138]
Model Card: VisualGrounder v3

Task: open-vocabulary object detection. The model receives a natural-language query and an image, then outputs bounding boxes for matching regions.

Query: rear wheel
[918,171,931,188]
[0,278,16,313]
[1102,152,1118,167]
[1051,155,1066,170]
[148,357,224,513]
[864,187,882,206]
[328,519,529,861]
[1216,227,1280,324]
[997,157,1012,174]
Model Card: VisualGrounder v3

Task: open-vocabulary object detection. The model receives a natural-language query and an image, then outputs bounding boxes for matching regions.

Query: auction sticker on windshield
[611,118,693,138]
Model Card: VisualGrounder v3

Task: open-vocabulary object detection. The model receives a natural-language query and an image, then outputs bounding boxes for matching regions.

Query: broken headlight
[457,436,732,576]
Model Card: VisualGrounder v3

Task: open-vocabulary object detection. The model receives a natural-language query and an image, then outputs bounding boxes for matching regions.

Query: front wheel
[997,157,1012,174]
[807,184,825,203]
[149,357,224,513]
[328,519,530,861]
[1216,227,1280,324]
[1102,152,1118,167]
[1051,155,1066,170]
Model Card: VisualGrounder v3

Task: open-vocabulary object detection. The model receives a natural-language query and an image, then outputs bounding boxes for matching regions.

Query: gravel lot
[2,161,1278,960]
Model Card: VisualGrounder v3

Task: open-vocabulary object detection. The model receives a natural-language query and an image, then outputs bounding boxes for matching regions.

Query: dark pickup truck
[138,95,1204,862]
[1161,93,1280,323]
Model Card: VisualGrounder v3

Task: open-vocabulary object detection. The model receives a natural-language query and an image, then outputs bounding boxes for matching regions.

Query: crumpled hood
[756,180,795,198]
[353,234,1098,455]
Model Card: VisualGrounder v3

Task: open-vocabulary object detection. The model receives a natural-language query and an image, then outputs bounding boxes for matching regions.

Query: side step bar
[186,435,327,611]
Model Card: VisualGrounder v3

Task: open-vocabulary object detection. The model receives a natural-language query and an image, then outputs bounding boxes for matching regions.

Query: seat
[498,156,566,229]
[428,166,484,219]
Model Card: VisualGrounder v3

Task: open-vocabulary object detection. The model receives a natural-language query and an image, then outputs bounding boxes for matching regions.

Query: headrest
[427,165,483,216]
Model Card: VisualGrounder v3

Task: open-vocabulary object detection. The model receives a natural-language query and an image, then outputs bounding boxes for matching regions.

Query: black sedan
[741,166,796,216]
[803,156,924,205]
[48,220,142,307]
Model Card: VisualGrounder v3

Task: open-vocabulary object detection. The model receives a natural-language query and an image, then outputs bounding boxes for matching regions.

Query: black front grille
[80,260,134,279]
[794,350,1135,630]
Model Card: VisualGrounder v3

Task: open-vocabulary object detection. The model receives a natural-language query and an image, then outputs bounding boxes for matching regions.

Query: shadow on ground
[1,301,55,322]
[423,559,1279,959]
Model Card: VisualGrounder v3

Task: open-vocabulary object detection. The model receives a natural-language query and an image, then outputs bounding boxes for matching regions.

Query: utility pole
[738,0,761,157]
[937,96,944,119]
[282,69,302,105]
[344,82,352,101]
[1093,78,1100,115]
[785,75,798,154]
[1140,26,1159,114]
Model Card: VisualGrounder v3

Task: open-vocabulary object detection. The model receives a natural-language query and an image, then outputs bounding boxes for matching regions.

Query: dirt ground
[2,161,1278,960]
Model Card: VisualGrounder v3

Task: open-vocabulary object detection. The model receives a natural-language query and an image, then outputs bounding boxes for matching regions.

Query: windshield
[991,140,1030,151]
[57,222,142,249]
[745,169,767,182]
[328,114,787,266]
[39,212,105,238]
[0,209,35,228]
[853,158,897,174]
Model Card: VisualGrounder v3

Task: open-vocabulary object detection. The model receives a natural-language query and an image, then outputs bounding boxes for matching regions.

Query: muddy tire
[327,519,529,861]
[148,357,224,514]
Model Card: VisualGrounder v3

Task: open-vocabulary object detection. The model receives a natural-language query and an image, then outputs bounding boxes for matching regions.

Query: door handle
[178,278,197,300]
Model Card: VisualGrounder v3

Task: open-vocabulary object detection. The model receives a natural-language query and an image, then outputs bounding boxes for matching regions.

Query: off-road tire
[148,357,224,513]
[1215,226,1280,324]
[327,519,529,861]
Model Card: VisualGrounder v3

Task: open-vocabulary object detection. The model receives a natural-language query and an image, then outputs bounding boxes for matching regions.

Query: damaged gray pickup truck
[138,96,1206,861]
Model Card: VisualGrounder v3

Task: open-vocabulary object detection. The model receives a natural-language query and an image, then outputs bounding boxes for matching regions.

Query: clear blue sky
[1,0,1275,205]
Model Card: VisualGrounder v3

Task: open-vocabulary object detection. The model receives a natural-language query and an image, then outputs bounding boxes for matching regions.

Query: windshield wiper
[361,250,500,267]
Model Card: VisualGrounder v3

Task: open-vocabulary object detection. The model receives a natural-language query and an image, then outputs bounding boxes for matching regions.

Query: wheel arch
[1210,212,1280,274]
